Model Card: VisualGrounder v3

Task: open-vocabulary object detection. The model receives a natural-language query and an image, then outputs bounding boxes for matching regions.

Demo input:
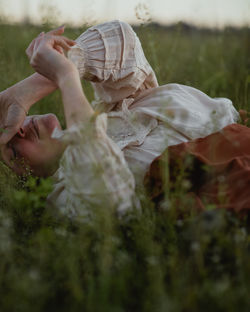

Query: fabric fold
[48,20,241,220]
[68,20,158,110]
[49,114,136,219]
[145,124,250,215]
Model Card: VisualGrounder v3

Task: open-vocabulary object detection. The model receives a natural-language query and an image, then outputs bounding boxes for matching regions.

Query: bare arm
[57,69,94,128]
[0,26,73,145]
[0,72,58,145]
[2,26,70,114]
[28,31,93,128]
[4,73,57,113]
[31,29,136,215]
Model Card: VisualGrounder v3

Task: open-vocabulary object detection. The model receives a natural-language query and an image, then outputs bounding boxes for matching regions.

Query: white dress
[47,20,239,219]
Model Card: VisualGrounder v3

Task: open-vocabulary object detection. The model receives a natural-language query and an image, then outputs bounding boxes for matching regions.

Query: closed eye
[7,142,17,160]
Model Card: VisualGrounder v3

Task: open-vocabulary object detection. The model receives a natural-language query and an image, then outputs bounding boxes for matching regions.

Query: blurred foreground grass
[0,22,249,312]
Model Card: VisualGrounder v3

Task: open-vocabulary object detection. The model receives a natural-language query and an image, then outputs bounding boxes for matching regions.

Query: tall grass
[0,21,249,312]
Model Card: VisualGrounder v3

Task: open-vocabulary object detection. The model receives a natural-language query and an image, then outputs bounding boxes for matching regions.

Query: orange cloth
[145,124,250,215]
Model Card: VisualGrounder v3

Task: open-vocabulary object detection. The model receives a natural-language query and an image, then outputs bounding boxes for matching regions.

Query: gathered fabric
[48,20,239,219]
[68,20,158,111]
[47,114,136,220]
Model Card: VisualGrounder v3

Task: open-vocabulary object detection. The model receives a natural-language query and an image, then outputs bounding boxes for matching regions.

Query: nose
[17,127,25,138]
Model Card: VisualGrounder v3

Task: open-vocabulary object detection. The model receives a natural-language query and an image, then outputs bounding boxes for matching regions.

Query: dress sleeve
[47,114,137,220]
[106,83,239,185]
[68,20,158,110]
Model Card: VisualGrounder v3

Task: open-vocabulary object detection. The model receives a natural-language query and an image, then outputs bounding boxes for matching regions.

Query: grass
[0,21,249,312]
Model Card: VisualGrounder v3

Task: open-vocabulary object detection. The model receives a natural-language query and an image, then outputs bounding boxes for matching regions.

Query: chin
[39,114,62,135]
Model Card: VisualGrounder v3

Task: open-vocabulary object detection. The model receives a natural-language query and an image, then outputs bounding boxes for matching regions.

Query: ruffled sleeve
[68,20,158,111]
[47,114,136,220]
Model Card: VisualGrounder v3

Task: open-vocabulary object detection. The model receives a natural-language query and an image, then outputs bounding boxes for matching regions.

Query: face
[1,114,64,177]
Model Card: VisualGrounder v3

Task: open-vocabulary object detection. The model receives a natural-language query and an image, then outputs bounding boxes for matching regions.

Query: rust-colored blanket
[145,124,250,215]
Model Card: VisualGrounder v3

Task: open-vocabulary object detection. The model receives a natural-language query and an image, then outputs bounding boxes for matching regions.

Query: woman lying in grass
[0,21,245,218]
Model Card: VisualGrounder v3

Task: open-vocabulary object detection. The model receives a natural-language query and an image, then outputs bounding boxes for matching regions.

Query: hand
[26,26,70,58]
[26,26,76,84]
[0,27,71,145]
[0,89,27,145]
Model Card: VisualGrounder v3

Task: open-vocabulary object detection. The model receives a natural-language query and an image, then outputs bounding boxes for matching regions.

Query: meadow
[0,20,249,311]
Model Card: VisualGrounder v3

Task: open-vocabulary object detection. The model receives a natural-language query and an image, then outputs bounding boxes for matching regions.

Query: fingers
[26,25,75,60]
[26,31,44,59]
[0,103,26,146]
[54,45,64,55]
[52,36,76,51]
[47,25,65,36]
[26,38,36,59]
[33,32,45,52]
[62,36,76,47]
[28,34,75,59]
[26,26,64,59]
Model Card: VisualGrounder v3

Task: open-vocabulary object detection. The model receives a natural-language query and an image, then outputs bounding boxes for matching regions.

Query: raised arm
[57,68,94,127]
[28,31,94,127]
[0,26,72,145]
[3,73,57,111]
[29,30,136,217]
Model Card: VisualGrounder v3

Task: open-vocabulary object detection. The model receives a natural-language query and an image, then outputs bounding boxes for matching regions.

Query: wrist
[57,64,79,90]
[6,73,57,112]
[7,84,31,112]
[4,85,29,111]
